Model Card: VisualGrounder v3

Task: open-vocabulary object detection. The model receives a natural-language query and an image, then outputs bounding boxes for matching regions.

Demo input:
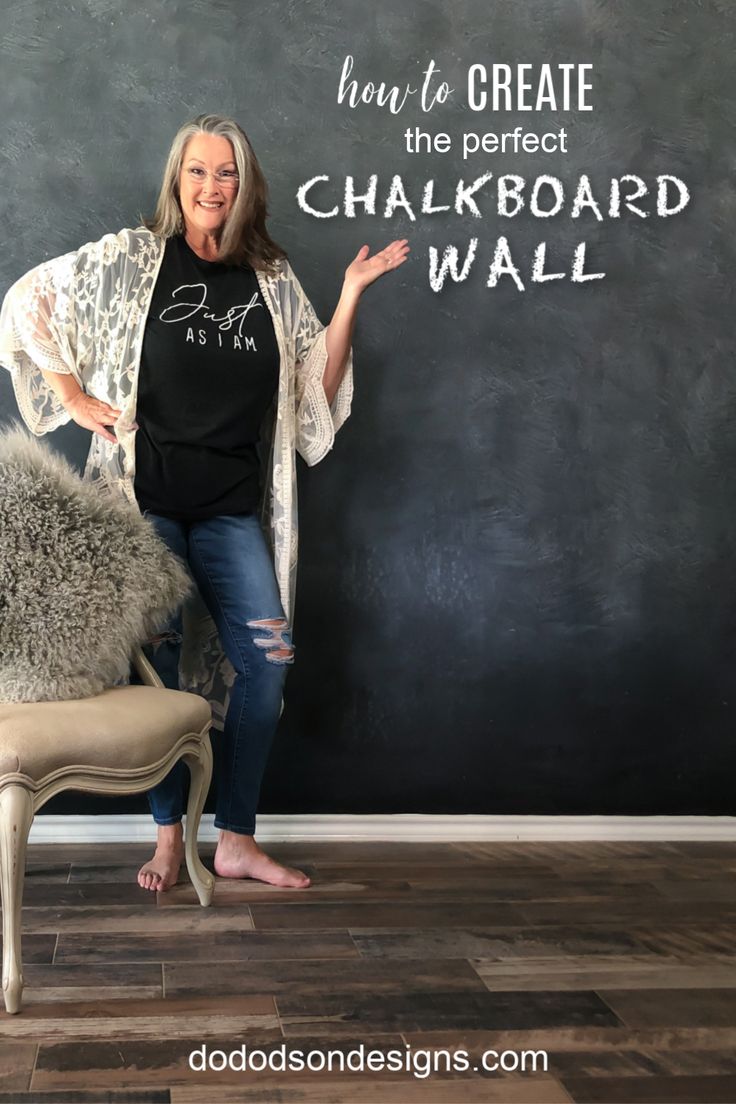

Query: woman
[0,113,408,892]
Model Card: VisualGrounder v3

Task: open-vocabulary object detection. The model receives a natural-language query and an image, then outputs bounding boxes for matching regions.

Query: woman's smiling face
[178,132,239,238]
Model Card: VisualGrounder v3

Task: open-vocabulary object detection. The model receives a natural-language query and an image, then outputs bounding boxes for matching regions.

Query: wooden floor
[1,840,736,1103]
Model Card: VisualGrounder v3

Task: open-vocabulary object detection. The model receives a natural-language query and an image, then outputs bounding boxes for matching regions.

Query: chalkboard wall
[1,1,734,818]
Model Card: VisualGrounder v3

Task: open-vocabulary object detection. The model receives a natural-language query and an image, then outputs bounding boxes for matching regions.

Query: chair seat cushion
[0,686,211,781]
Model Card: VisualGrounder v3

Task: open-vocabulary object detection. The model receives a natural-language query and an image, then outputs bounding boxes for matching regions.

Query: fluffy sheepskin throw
[0,424,191,702]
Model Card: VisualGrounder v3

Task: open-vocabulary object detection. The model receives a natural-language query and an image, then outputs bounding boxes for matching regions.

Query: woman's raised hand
[343,239,410,295]
[64,392,122,445]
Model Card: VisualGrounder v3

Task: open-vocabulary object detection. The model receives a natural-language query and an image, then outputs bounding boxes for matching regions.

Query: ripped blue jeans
[141,512,294,836]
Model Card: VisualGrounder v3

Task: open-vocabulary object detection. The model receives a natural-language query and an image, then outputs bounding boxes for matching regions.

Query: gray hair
[140,113,287,271]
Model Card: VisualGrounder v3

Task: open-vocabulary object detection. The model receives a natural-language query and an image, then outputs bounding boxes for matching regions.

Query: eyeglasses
[184,166,240,188]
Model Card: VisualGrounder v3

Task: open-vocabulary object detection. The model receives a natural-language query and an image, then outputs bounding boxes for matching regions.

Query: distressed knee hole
[246,617,295,665]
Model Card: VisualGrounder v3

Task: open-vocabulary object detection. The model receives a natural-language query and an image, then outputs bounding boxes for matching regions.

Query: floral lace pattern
[0,227,353,728]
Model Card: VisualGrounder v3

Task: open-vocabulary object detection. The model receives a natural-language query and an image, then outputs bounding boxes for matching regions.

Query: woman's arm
[0,229,137,438]
[39,367,82,407]
[39,367,121,444]
[322,284,360,406]
[0,251,80,436]
[322,239,410,404]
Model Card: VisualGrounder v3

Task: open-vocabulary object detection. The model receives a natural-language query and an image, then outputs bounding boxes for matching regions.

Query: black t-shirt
[134,234,279,521]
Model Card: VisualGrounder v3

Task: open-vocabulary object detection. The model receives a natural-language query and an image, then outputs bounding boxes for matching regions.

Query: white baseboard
[27,813,736,844]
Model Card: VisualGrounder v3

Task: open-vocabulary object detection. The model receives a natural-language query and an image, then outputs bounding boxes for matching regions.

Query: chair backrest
[0,424,191,703]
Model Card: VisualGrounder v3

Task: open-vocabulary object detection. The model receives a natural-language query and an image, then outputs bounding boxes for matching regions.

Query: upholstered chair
[0,650,214,1013]
[0,426,215,1013]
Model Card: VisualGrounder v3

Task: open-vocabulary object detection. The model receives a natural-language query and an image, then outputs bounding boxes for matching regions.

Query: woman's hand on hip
[64,392,122,445]
[343,239,410,296]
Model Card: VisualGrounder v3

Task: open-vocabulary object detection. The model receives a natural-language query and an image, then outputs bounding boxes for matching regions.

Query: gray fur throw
[0,424,191,702]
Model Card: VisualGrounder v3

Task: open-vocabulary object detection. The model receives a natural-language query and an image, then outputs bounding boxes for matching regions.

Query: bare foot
[137,823,185,892]
[214,831,311,888]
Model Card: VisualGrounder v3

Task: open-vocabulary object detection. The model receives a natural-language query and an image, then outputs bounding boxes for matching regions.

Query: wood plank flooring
[1,839,735,1102]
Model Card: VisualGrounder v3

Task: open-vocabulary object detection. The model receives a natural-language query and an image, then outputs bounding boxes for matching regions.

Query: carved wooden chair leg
[0,785,34,1014]
[182,737,215,906]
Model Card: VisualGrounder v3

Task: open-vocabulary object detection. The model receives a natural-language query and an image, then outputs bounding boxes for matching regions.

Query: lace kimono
[0,226,353,728]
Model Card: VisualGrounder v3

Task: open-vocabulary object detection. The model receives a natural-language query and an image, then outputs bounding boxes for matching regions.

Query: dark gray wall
[1,1,734,817]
